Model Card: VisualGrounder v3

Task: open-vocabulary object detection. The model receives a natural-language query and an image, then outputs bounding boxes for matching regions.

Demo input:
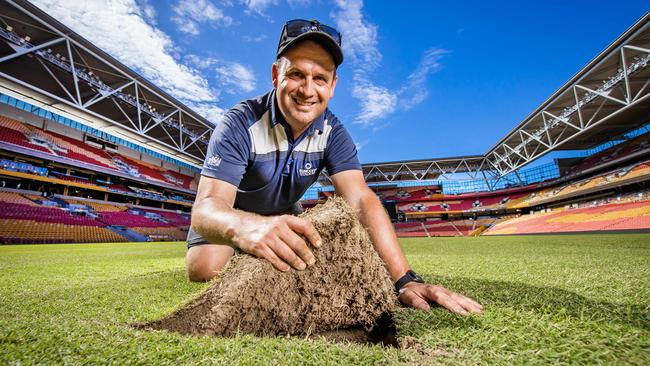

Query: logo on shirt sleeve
[206,155,222,168]
[299,162,317,177]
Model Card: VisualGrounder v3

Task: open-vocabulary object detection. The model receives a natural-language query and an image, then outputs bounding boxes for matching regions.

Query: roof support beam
[64,39,82,106]
[110,97,138,131]
[184,129,210,152]
[35,58,76,103]
[82,80,135,108]
[572,86,585,128]
[142,109,180,134]
[621,48,632,103]
[0,36,65,63]
[574,84,628,107]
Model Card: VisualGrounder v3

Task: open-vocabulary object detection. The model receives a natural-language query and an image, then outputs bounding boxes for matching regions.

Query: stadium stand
[485,192,650,235]
[0,220,126,244]
[4,121,650,243]
[378,186,441,202]
[0,115,195,190]
[566,133,650,176]
[0,187,190,244]
[395,191,529,214]
[515,159,650,208]
[383,151,650,237]
[394,217,499,237]
[0,152,194,207]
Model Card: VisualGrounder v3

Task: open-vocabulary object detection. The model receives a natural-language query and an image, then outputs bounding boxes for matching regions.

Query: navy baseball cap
[276,19,343,67]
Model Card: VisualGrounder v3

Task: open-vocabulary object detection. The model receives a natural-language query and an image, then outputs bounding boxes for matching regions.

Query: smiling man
[186,19,483,316]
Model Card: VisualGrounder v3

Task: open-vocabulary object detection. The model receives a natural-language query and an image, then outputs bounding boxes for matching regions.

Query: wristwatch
[394,270,424,295]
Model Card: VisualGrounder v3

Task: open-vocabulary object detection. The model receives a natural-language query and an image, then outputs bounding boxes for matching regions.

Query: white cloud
[332,0,396,125]
[171,0,232,36]
[186,101,226,123]
[137,0,157,25]
[185,54,217,69]
[241,0,278,15]
[399,48,448,110]
[185,55,257,93]
[31,0,225,125]
[287,0,312,7]
[214,62,257,93]
[243,34,267,43]
[332,0,446,126]
[332,0,380,71]
[354,138,369,151]
[352,79,397,126]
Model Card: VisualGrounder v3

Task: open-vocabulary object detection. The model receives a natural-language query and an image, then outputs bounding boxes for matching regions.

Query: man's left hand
[398,282,483,315]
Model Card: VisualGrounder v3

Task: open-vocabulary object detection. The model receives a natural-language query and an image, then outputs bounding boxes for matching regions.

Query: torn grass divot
[142,197,397,340]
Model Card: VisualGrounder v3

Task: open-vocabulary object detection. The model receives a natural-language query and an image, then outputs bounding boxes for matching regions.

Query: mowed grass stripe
[0,235,648,365]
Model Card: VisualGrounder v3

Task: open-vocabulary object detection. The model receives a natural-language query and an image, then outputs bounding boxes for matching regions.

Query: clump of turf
[143,197,397,337]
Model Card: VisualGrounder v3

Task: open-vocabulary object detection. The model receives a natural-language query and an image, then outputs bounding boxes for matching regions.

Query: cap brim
[277,31,343,67]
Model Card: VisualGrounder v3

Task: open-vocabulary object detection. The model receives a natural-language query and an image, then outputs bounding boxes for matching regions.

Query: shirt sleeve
[200,113,251,186]
[324,122,361,175]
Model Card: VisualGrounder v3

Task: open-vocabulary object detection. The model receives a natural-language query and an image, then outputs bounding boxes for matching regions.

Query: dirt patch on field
[141,197,397,343]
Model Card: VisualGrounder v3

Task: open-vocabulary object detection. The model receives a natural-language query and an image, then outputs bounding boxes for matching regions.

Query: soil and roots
[143,197,397,340]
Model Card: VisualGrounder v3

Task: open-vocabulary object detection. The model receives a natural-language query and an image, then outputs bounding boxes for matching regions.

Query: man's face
[273,40,337,137]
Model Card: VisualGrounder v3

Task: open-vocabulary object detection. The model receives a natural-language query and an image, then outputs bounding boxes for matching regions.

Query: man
[186,19,482,316]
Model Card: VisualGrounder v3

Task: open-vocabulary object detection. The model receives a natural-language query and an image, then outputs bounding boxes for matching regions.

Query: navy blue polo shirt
[187,90,360,246]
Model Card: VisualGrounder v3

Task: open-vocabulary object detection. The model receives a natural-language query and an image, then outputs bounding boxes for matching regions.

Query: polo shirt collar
[269,89,326,135]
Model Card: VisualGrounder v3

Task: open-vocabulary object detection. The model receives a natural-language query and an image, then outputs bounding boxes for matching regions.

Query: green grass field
[1,234,649,365]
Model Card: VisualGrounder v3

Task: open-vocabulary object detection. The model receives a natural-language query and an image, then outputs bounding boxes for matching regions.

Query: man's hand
[398,282,483,316]
[231,215,322,272]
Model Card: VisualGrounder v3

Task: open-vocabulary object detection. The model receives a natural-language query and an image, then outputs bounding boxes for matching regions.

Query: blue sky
[33,0,649,164]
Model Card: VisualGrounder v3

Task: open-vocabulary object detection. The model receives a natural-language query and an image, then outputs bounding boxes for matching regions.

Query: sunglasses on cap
[284,19,342,46]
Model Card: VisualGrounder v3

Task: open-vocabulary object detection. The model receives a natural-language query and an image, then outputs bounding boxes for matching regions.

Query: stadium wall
[0,103,44,129]
[44,120,84,141]
[141,152,161,166]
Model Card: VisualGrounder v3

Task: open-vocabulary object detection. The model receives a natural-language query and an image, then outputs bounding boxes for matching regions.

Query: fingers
[268,237,307,271]
[400,283,484,316]
[258,246,290,272]
[238,215,321,272]
[398,289,430,310]
[284,216,322,249]
[279,225,316,267]
[425,285,483,316]
[430,290,470,316]
[450,292,483,314]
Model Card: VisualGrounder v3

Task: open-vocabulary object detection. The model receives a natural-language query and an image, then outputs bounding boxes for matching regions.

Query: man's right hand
[230,215,322,272]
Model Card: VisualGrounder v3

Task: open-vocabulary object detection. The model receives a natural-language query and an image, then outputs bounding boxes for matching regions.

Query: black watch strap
[394,270,424,294]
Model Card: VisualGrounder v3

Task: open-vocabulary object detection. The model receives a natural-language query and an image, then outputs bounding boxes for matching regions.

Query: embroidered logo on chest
[298,162,317,177]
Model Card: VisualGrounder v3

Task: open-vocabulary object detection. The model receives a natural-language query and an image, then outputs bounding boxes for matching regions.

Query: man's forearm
[191,192,321,272]
[356,193,411,282]
[191,196,256,247]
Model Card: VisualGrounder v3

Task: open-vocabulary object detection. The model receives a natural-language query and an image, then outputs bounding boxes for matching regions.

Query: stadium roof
[355,11,650,184]
[361,155,486,183]
[485,10,650,176]
[0,0,213,167]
